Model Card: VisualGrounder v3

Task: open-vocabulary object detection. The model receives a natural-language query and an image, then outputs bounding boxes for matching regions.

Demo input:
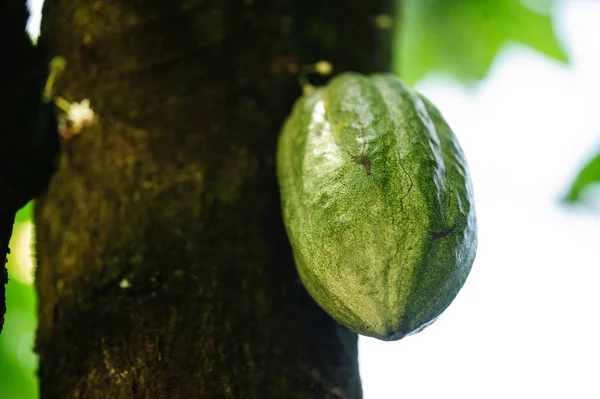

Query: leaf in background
[0,277,38,399]
[397,0,568,85]
[563,152,600,204]
[14,201,34,224]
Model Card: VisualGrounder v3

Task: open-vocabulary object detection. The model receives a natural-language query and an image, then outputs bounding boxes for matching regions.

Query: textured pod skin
[276,72,477,341]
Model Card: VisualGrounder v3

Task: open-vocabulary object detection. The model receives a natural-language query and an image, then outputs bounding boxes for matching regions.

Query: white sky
[361,1,600,398]
[13,0,600,398]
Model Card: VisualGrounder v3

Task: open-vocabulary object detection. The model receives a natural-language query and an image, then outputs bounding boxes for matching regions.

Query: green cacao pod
[276,72,477,341]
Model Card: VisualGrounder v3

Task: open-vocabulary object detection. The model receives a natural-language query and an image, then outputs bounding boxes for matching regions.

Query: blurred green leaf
[14,201,34,224]
[0,277,38,399]
[397,0,568,84]
[563,152,600,204]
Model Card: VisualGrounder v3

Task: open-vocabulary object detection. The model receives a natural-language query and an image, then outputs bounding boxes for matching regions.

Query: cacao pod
[276,72,477,341]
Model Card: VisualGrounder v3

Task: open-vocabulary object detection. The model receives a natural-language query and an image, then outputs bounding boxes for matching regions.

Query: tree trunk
[1,1,60,334]
[1,222,9,332]
[34,0,394,397]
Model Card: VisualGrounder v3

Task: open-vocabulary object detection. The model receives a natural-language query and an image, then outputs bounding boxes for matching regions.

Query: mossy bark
[34,0,395,397]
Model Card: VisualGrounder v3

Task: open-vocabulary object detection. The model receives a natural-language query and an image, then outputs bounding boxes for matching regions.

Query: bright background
[361,1,600,398]
[2,1,599,398]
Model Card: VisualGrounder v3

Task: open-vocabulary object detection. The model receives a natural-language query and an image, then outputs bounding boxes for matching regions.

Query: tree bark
[1,221,10,332]
[1,1,60,334]
[34,0,394,397]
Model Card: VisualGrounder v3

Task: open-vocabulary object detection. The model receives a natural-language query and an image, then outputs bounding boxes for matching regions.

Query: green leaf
[396,0,568,85]
[14,201,34,224]
[0,278,38,399]
[563,152,600,204]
